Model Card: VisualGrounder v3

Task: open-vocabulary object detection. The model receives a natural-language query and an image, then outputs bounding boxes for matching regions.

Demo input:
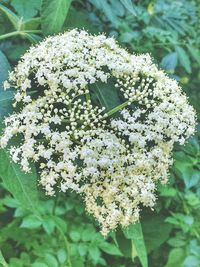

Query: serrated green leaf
[54,217,67,232]
[32,263,49,267]
[161,52,177,72]
[100,0,119,26]
[0,90,14,120]
[21,214,42,229]
[6,44,29,61]
[8,258,21,267]
[123,222,148,267]
[64,8,98,34]
[0,149,39,214]
[183,255,200,267]
[109,0,125,16]
[78,243,88,256]
[22,32,42,43]
[142,214,172,253]
[183,137,199,156]
[69,230,81,242]
[42,217,55,234]
[11,0,41,19]
[0,4,19,30]
[22,17,41,30]
[57,249,67,264]
[81,227,96,241]
[0,250,8,267]
[164,248,185,267]
[89,245,100,263]
[186,44,200,66]
[120,0,137,16]
[0,50,10,90]
[176,46,191,73]
[116,230,132,258]
[91,80,122,114]
[71,257,84,267]
[43,254,58,267]
[99,242,123,256]
[159,186,177,197]
[41,0,72,35]
[89,0,119,27]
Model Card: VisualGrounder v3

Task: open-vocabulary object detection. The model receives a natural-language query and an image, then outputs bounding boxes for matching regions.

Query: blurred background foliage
[0,0,200,266]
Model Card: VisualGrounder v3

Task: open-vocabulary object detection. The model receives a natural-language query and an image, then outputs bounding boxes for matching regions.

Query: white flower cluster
[1,30,196,235]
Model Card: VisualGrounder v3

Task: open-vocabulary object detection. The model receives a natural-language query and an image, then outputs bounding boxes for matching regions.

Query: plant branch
[0,30,42,41]
[106,100,130,117]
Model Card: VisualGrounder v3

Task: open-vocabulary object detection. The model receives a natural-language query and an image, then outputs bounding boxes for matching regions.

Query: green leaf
[110,0,125,17]
[185,191,200,207]
[99,0,119,27]
[22,17,41,30]
[142,214,172,253]
[0,90,14,120]
[120,0,137,16]
[90,0,119,27]
[81,226,96,241]
[159,186,177,197]
[116,230,132,258]
[54,217,67,232]
[71,257,84,267]
[91,80,122,114]
[8,258,22,267]
[41,0,72,35]
[11,0,41,19]
[0,50,10,90]
[183,256,200,267]
[43,254,58,267]
[64,8,98,34]
[21,214,42,229]
[22,32,42,43]
[183,137,199,156]
[99,242,123,256]
[32,263,49,267]
[78,243,88,256]
[160,52,177,72]
[173,151,197,189]
[6,44,29,61]
[164,248,185,267]
[0,149,39,214]
[42,217,55,234]
[69,230,81,242]
[186,44,200,66]
[123,222,148,267]
[176,46,191,73]
[168,234,186,247]
[89,245,100,263]
[0,4,19,30]
[57,249,67,264]
[0,250,8,267]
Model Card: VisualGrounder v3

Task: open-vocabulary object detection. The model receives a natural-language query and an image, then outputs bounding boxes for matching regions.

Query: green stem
[0,31,19,40]
[57,225,72,267]
[107,100,130,117]
[22,30,42,33]
[0,30,42,41]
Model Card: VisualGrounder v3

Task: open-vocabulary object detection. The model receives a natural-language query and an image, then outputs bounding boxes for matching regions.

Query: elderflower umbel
[1,29,196,235]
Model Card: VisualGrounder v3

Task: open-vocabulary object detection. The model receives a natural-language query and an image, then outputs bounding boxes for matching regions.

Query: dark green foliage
[91,80,122,113]
[41,0,72,35]
[0,149,39,213]
[0,0,199,266]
